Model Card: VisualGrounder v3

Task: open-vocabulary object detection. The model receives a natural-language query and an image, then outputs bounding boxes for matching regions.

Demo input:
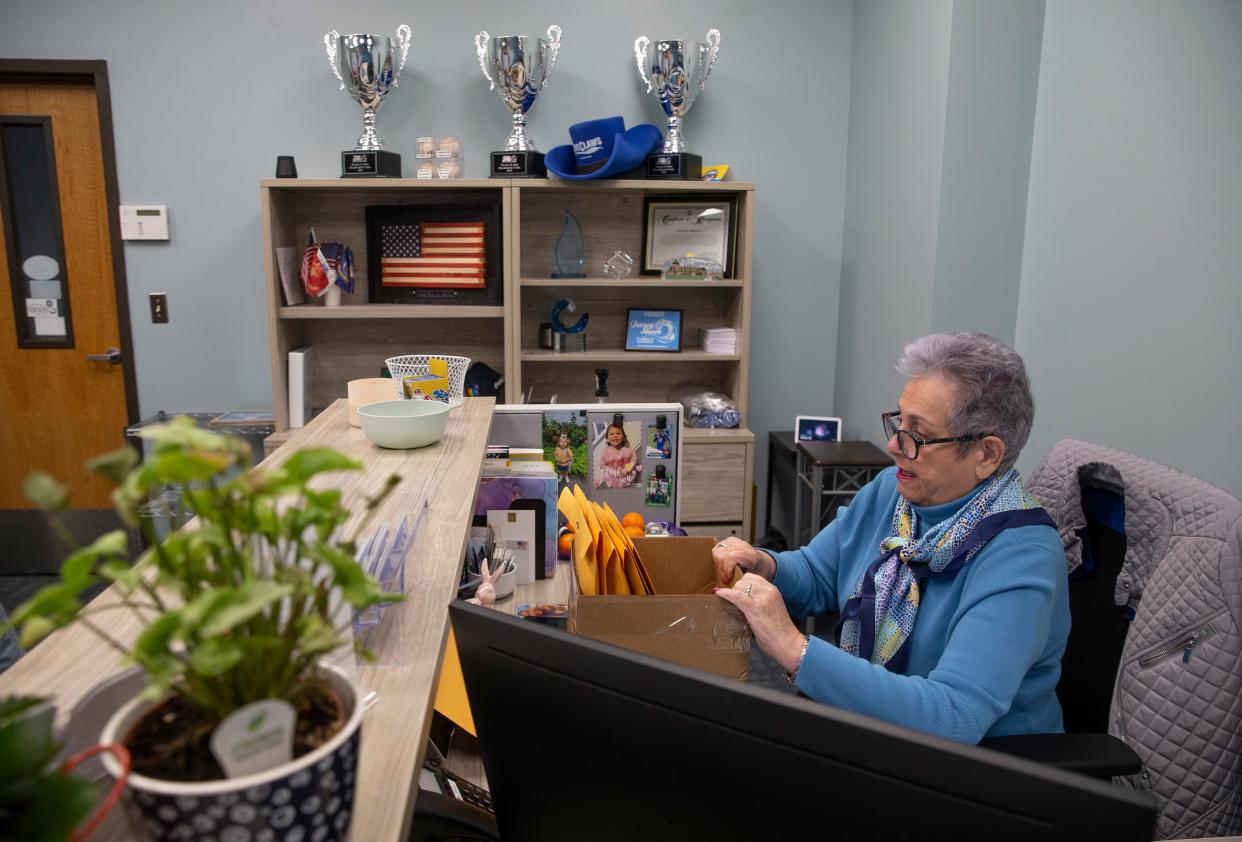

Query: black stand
[645,152,702,180]
[490,151,547,178]
[341,150,401,178]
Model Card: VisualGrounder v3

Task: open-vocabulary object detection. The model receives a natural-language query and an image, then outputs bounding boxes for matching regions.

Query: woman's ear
[975,435,1007,479]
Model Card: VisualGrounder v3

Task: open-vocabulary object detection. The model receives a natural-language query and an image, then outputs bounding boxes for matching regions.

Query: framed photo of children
[624,309,683,352]
[640,195,736,277]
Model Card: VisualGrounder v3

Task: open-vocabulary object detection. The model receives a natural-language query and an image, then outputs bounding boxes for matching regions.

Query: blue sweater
[771,467,1069,743]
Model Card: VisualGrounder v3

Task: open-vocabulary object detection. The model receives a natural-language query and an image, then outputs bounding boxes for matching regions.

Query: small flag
[300,231,336,298]
[381,222,486,288]
[320,242,355,294]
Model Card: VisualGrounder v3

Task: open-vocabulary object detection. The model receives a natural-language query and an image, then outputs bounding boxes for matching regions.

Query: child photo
[542,411,587,484]
[593,418,642,490]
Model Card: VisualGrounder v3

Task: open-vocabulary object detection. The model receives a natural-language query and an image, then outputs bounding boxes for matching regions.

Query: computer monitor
[449,602,1157,842]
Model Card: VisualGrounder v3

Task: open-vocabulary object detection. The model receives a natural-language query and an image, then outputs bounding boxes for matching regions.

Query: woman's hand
[712,537,775,586]
[715,573,807,673]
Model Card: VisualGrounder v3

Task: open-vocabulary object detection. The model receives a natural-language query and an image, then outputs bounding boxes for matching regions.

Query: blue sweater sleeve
[768,468,891,617]
[792,528,1063,743]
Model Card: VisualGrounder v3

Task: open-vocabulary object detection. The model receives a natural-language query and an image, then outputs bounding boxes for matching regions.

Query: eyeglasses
[881,411,988,460]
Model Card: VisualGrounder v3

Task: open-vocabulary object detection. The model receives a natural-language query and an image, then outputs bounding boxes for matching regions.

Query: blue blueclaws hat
[545,116,663,180]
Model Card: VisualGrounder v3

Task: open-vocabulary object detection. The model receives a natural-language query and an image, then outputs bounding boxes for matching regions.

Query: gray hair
[895,332,1034,474]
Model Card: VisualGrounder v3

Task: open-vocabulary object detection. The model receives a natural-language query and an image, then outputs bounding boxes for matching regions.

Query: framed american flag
[365,202,502,305]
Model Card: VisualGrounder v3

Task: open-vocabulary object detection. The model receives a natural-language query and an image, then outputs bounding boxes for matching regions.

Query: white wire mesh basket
[384,355,471,408]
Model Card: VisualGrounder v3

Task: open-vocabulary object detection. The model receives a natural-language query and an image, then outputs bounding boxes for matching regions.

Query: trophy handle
[700,28,721,91]
[543,24,562,87]
[324,31,344,89]
[393,24,412,86]
[475,30,494,91]
[634,36,652,94]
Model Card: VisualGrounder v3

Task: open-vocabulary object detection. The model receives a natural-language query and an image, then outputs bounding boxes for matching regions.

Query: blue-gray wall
[0,0,855,481]
[4,0,1239,521]
[834,0,1044,445]
[1014,0,1242,496]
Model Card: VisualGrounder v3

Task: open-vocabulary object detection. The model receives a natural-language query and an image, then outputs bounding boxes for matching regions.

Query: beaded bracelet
[784,635,811,685]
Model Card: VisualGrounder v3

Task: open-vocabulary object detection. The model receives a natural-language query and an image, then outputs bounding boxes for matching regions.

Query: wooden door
[0,74,132,511]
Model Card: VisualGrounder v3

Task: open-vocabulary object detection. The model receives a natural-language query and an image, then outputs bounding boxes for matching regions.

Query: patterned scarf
[836,469,1052,673]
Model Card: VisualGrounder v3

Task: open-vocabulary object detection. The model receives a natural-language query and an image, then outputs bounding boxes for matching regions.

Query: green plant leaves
[12,417,400,724]
[197,582,293,638]
[86,446,139,485]
[0,698,57,780]
[279,449,362,484]
[21,472,66,512]
[188,637,244,677]
[0,697,97,842]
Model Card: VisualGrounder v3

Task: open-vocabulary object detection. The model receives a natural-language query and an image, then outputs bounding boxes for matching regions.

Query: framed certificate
[625,309,683,352]
[640,196,736,277]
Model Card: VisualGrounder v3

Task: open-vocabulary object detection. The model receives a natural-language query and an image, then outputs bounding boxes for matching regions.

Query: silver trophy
[325,26,411,176]
[474,25,561,176]
[634,29,720,177]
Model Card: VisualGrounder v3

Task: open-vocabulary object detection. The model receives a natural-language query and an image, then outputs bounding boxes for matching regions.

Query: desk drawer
[681,442,746,522]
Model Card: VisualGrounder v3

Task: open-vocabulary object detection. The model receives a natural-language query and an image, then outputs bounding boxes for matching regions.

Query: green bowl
[357,400,450,449]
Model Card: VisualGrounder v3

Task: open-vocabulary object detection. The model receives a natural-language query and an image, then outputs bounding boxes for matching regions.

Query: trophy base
[645,152,702,180]
[539,325,588,353]
[491,150,547,178]
[549,273,587,279]
[551,333,587,353]
[341,150,401,178]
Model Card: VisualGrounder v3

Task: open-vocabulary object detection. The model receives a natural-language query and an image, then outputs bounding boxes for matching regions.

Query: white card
[209,698,297,778]
[487,509,536,584]
[25,298,59,317]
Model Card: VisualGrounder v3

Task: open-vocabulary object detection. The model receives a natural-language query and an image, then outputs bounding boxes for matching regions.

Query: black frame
[640,194,738,277]
[0,59,138,425]
[881,410,988,459]
[365,199,503,306]
[0,115,74,349]
[624,308,683,353]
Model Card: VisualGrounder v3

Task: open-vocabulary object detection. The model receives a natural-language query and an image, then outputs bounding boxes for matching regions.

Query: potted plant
[5,418,400,841]
[0,695,129,842]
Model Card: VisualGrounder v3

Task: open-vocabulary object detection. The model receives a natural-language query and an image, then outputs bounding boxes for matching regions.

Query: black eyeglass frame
[881,410,991,460]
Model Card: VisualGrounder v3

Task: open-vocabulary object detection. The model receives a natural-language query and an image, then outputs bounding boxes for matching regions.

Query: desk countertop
[0,397,494,842]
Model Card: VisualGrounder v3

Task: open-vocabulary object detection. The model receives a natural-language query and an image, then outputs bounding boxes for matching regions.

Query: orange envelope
[602,502,655,594]
[558,486,597,595]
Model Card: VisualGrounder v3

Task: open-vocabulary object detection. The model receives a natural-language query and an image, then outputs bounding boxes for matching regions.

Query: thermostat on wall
[119,205,169,240]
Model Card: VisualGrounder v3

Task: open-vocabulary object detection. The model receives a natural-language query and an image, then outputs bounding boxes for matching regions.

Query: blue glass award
[551,210,586,278]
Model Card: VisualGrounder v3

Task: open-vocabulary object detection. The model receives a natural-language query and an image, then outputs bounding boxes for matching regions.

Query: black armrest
[979,733,1141,778]
[408,790,501,842]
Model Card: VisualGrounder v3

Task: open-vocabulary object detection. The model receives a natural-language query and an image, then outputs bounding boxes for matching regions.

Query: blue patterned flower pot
[99,665,362,842]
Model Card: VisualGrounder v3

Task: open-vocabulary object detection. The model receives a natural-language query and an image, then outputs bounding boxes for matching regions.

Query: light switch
[120,205,170,240]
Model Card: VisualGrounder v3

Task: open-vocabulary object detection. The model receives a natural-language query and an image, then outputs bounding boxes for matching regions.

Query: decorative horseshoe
[550,298,589,334]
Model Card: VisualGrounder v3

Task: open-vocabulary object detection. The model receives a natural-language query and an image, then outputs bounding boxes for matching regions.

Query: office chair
[987,440,1242,840]
[981,478,1143,778]
[407,791,499,842]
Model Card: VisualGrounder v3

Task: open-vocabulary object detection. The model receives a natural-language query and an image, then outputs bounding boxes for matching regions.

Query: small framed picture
[795,415,842,443]
[640,196,736,277]
[625,309,683,352]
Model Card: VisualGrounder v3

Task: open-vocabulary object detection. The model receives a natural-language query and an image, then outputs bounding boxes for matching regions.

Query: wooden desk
[0,397,494,842]
[793,440,891,545]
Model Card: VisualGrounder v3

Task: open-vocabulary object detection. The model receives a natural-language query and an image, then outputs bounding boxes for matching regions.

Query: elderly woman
[715,332,1067,744]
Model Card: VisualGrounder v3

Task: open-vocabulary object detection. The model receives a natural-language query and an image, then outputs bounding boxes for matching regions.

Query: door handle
[86,347,123,365]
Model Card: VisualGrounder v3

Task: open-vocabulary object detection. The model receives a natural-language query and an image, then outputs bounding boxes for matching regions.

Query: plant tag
[209,699,296,778]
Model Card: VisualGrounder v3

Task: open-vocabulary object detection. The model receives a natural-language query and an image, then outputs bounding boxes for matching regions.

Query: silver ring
[715,541,728,550]
[745,583,753,598]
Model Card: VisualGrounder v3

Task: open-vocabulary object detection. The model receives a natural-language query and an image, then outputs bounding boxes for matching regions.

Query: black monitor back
[449,602,1156,842]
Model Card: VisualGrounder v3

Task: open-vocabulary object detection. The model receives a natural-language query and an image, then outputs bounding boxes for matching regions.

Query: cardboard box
[568,536,751,680]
